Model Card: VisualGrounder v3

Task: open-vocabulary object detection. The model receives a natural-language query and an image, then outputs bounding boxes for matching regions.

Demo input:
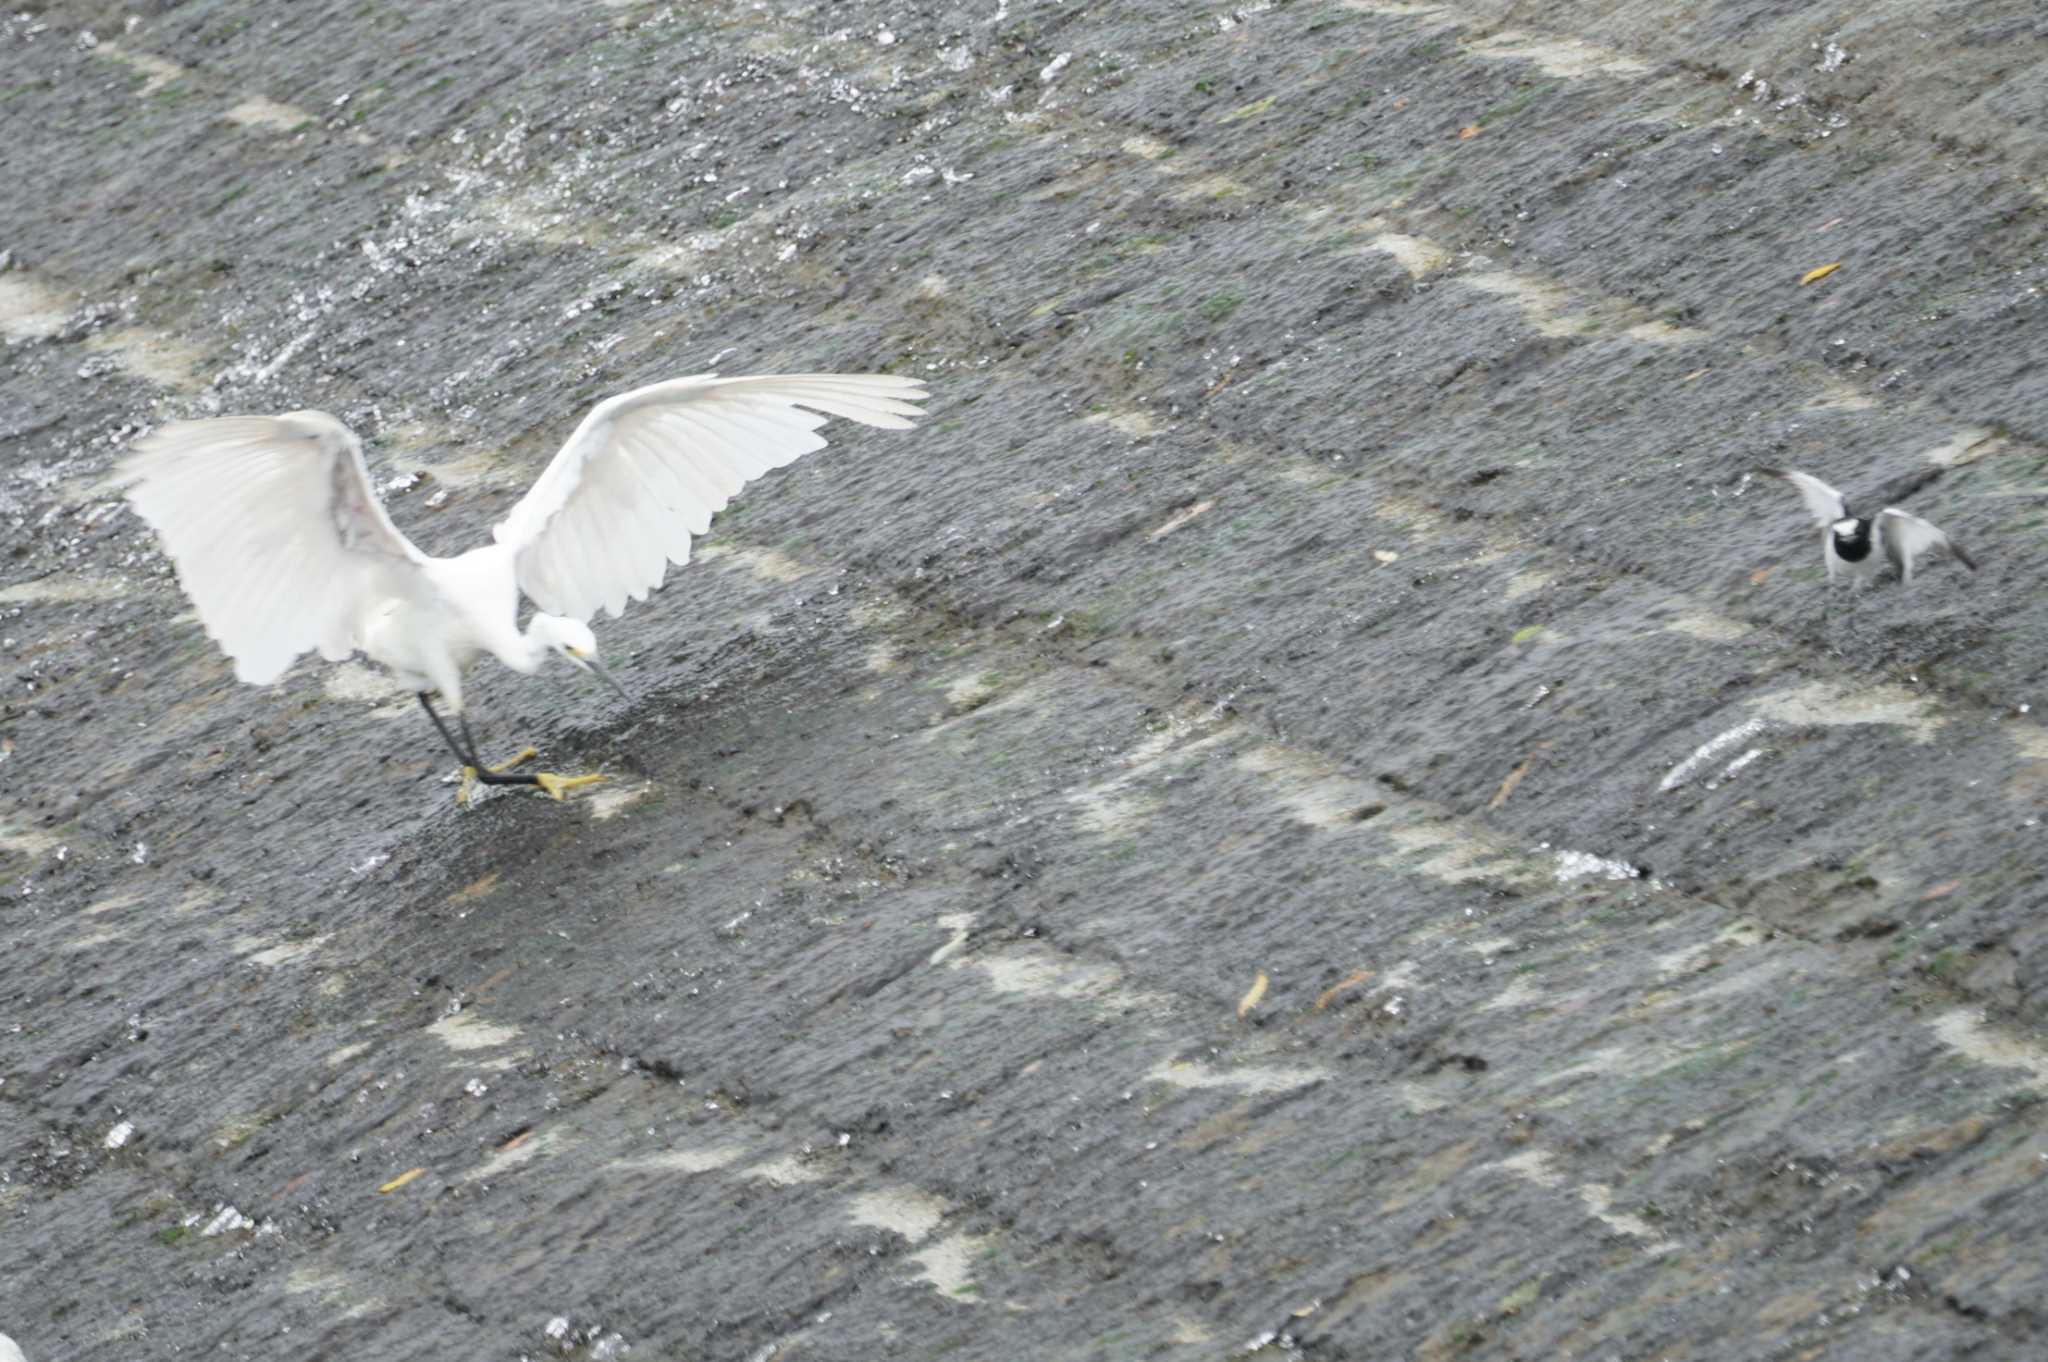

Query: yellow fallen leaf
[1921,880,1960,901]
[1800,262,1842,286]
[1237,970,1269,1018]
[1373,549,1399,564]
[1749,565,1776,586]
[1457,123,1482,139]
[447,870,500,904]
[1316,968,1375,1011]
[1488,741,1551,811]
[1682,367,1713,382]
[377,1167,426,1194]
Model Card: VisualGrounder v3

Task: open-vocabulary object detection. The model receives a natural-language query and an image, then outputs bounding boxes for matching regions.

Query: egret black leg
[418,693,477,765]
[458,712,485,765]
[416,692,606,804]
[416,693,540,788]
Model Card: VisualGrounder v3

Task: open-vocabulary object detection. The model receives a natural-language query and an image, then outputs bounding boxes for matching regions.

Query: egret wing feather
[1877,507,1975,581]
[1763,467,1850,526]
[495,373,928,620]
[120,412,427,684]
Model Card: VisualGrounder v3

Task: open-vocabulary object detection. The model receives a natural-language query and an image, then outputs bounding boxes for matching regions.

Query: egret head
[527,614,629,702]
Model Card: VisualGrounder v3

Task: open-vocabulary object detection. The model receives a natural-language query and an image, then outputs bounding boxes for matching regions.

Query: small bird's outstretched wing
[1761,467,1850,526]
[494,373,928,621]
[120,412,427,684]
[1877,507,1977,582]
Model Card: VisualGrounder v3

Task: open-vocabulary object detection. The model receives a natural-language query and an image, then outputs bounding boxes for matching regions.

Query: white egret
[120,372,927,801]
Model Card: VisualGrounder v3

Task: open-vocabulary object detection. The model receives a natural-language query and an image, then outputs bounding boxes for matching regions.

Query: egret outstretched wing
[120,412,427,684]
[494,373,927,621]
[1763,467,1850,526]
[1877,507,1976,581]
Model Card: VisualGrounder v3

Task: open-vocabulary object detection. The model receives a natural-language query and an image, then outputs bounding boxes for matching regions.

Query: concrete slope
[4,2,2047,1358]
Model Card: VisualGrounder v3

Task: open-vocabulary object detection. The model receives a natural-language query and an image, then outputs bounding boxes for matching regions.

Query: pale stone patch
[1623,319,1709,346]
[1082,408,1163,439]
[1397,1081,1451,1113]
[1804,375,1879,412]
[615,1146,748,1174]
[0,575,127,605]
[235,934,331,966]
[225,97,315,133]
[944,671,999,711]
[1578,1182,1678,1252]
[1144,1058,1327,1095]
[86,890,144,917]
[95,43,188,96]
[1922,427,2004,468]
[1753,679,1945,743]
[0,273,72,341]
[2008,724,2048,762]
[464,1128,566,1183]
[1663,609,1752,642]
[1148,499,1215,541]
[88,327,208,390]
[697,543,810,583]
[1369,232,1448,279]
[587,781,655,820]
[1930,1009,2048,1092]
[1492,1147,1564,1188]
[1480,976,1545,1012]
[1338,1,1447,16]
[1464,29,1650,79]
[426,1013,522,1051]
[1171,174,1251,202]
[848,1186,951,1242]
[908,1232,991,1301]
[1461,269,1583,338]
[0,817,61,859]
[744,1154,826,1186]
[928,912,974,966]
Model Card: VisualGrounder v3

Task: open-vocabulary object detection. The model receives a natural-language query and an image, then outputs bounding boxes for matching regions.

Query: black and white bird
[1762,467,1977,586]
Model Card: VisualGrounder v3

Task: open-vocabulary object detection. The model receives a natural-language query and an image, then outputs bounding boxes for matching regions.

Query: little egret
[120,372,927,801]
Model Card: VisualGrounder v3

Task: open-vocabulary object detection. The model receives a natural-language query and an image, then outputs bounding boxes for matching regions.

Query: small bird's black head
[1830,516,1873,563]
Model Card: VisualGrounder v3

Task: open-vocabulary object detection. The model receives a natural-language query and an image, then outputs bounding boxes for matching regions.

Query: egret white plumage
[1762,467,1977,586]
[120,372,927,801]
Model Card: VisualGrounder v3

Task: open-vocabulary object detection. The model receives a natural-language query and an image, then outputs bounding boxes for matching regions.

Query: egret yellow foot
[456,750,542,806]
[534,771,607,801]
